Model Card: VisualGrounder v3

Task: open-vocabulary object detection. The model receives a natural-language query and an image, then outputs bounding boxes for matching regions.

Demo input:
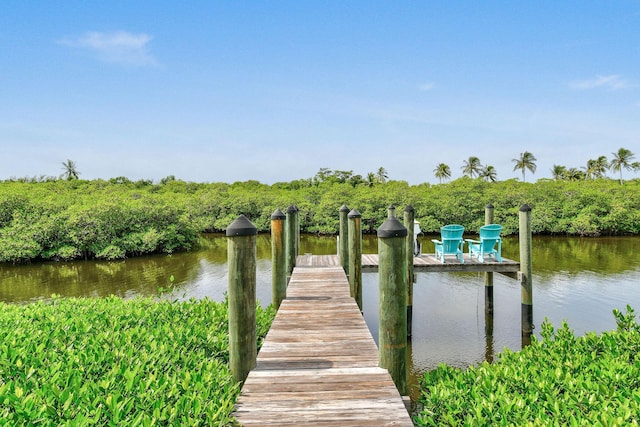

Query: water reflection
[1,233,639,393]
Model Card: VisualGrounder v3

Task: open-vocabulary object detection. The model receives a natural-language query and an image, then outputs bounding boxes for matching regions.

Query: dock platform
[296,253,520,276]
[233,265,414,426]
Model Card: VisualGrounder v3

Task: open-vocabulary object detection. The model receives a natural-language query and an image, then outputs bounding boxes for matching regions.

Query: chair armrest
[431,239,442,244]
[465,239,480,244]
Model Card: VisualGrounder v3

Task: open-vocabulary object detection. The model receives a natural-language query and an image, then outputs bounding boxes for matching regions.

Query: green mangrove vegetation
[414,306,640,426]
[0,296,275,426]
[1,174,639,263]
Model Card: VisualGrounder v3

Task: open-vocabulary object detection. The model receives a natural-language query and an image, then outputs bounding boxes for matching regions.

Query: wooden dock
[297,253,520,277]
[233,265,414,426]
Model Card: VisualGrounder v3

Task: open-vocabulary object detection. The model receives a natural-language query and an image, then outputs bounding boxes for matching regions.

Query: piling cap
[377,217,407,238]
[404,205,414,213]
[486,203,494,209]
[226,214,257,237]
[348,209,361,218]
[387,205,396,219]
[271,209,286,220]
[520,204,532,212]
[286,205,297,214]
[340,205,350,213]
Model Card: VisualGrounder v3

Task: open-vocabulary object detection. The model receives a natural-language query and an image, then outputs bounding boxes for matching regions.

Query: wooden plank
[234,265,413,426]
[298,253,520,274]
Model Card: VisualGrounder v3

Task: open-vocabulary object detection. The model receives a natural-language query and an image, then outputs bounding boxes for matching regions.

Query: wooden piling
[348,209,362,311]
[403,205,415,338]
[377,215,408,395]
[484,203,495,314]
[339,205,350,276]
[294,205,300,257]
[226,214,257,383]
[285,205,297,280]
[519,204,534,335]
[271,209,286,308]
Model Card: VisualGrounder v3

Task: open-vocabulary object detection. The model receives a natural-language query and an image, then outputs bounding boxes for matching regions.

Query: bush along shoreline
[0,296,275,425]
[1,177,639,263]
[414,305,640,426]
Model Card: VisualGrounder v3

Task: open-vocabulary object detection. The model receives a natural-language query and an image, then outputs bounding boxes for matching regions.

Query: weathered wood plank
[298,253,520,274]
[233,265,413,426]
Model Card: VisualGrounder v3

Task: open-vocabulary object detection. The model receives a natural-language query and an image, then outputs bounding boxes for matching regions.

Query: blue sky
[1,1,639,184]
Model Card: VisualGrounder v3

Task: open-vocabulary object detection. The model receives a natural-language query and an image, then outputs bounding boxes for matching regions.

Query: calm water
[2,234,639,398]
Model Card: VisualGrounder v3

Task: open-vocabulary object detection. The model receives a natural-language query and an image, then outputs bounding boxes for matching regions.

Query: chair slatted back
[479,224,502,249]
[440,224,464,251]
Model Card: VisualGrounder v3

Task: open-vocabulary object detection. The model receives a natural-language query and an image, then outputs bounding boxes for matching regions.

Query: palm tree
[584,156,609,179]
[480,165,498,182]
[565,168,585,181]
[551,164,567,180]
[376,167,388,184]
[594,156,609,178]
[433,163,451,183]
[61,159,80,180]
[461,156,482,178]
[366,172,376,188]
[610,147,636,184]
[584,159,597,179]
[512,151,537,182]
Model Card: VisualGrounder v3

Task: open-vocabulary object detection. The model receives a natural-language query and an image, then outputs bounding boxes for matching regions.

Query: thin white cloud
[59,31,158,67]
[569,74,635,91]
[419,82,435,91]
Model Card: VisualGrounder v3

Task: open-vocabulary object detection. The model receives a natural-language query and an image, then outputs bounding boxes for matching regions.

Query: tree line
[1,172,639,263]
[434,147,638,184]
[14,147,638,187]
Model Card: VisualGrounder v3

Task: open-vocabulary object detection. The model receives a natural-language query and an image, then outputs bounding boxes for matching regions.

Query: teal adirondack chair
[465,224,503,262]
[432,224,465,263]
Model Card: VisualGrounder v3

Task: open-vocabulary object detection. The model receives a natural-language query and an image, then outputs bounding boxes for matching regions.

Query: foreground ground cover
[0,296,275,426]
[415,306,640,426]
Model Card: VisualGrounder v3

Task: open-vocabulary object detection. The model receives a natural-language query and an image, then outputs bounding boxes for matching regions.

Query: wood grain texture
[297,253,520,275]
[234,265,414,426]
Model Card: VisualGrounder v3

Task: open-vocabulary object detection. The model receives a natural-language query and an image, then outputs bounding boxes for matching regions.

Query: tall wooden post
[377,215,408,395]
[484,203,495,361]
[226,214,257,383]
[348,209,362,311]
[519,204,534,336]
[484,203,495,314]
[403,205,415,338]
[271,209,286,308]
[294,205,300,257]
[285,205,297,281]
[339,205,350,276]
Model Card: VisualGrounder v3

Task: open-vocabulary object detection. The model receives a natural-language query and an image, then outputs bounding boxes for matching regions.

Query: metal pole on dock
[271,209,287,308]
[348,209,362,311]
[377,215,408,396]
[403,205,415,338]
[339,205,350,276]
[226,214,257,383]
[519,204,534,336]
[285,205,297,281]
[484,203,495,314]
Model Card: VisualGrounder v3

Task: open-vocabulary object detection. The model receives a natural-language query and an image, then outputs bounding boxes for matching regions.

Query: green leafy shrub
[415,306,640,426]
[0,297,275,425]
[1,177,639,263]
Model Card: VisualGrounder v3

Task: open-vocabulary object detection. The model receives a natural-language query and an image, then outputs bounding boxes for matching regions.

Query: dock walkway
[297,253,520,276]
[233,264,414,426]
